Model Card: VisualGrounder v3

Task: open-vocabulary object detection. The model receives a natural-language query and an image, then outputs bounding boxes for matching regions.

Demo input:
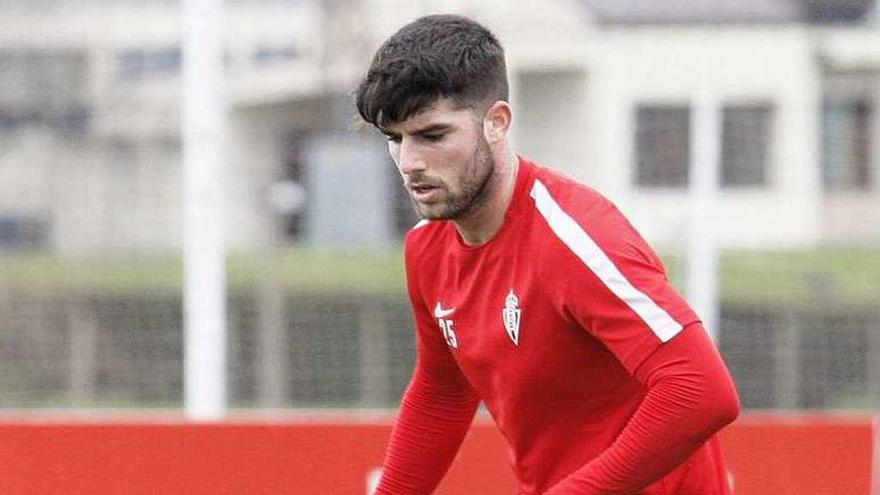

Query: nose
[395,137,426,176]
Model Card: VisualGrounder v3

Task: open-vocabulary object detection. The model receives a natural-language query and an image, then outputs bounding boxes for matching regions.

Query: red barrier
[718,414,874,495]
[0,413,873,494]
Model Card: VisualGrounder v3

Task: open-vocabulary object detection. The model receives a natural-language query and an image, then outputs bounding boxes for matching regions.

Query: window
[116,47,181,82]
[252,44,299,67]
[822,100,873,190]
[635,105,690,188]
[636,102,775,189]
[0,215,47,250]
[0,52,88,133]
[721,104,773,187]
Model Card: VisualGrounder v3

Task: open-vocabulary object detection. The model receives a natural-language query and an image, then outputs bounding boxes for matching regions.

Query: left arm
[544,321,740,494]
[534,181,739,493]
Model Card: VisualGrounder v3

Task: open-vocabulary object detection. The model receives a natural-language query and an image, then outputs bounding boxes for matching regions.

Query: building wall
[512,69,590,181]
[819,27,880,244]
[823,194,880,242]
[0,4,326,255]
[584,27,823,250]
[508,22,880,250]
[1,3,878,253]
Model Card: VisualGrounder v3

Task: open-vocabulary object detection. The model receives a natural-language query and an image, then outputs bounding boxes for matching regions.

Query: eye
[421,133,444,143]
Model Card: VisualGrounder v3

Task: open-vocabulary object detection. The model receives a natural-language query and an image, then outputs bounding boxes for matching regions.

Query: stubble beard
[411,137,495,221]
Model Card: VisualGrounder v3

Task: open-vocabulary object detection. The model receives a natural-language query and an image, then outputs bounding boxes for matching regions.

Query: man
[356,14,740,495]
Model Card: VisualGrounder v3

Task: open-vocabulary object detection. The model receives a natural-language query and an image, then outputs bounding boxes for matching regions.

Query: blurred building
[0,0,877,254]
[0,0,337,255]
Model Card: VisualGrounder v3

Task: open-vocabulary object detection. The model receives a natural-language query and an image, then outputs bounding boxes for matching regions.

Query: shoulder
[404,218,442,247]
[525,165,662,272]
[527,165,628,242]
[529,166,609,214]
[403,219,447,269]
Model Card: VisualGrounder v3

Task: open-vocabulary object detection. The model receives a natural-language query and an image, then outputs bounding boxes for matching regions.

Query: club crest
[502,289,522,346]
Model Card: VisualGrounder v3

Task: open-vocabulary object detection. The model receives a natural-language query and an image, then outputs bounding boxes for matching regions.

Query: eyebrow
[382,123,453,138]
[412,123,453,135]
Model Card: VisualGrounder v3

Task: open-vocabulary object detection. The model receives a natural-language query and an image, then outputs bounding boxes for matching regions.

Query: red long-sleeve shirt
[377,158,740,494]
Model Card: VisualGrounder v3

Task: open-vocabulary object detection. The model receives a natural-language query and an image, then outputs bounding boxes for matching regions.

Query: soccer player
[356,14,740,495]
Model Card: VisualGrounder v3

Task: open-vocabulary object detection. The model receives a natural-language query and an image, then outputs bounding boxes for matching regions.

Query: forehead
[383,98,477,134]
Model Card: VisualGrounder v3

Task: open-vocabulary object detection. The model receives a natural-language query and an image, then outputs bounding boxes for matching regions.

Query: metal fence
[1,1,878,416]
[0,289,877,411]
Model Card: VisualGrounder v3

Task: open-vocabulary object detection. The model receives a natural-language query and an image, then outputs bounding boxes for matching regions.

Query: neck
[454,146,519,246]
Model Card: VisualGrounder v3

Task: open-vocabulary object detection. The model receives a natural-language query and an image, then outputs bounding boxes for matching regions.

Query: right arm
[375,238,481,494]
[374,356,480,493]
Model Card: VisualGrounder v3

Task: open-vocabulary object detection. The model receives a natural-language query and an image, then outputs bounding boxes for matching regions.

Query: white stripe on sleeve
[530,180,683,342]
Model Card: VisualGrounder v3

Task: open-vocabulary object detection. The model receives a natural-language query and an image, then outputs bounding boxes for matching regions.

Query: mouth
[408,183,442,203]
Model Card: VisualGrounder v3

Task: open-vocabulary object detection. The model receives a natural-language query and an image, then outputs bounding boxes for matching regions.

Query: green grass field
[665,245,880,308]
[1,244,878,307]
[0,247,406,295]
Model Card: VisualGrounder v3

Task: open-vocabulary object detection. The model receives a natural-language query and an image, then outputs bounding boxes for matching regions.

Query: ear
[482,101,512,145]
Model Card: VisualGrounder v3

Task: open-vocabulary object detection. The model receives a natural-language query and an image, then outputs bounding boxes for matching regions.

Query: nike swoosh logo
[433,302,456,318]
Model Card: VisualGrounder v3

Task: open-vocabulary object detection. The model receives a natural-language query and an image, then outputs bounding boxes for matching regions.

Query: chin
[417,205,454,221]
[413,196,468,221]
[419,210,448,221]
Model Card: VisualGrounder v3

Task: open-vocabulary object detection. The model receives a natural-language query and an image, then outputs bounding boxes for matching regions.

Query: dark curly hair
[355,14,508,129]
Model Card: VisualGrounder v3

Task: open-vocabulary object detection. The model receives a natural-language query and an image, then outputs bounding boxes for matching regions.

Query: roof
[581,0,875,25]
[0,0,309,6]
